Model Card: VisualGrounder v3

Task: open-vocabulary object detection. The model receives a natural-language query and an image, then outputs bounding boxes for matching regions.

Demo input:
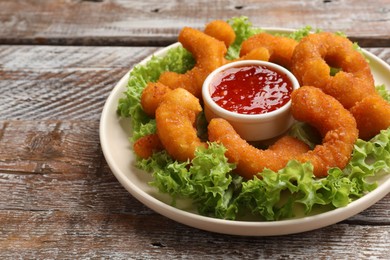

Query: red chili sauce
[210,65,293,115]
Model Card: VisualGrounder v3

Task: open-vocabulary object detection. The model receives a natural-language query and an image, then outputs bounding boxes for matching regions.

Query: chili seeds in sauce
[210,65,293,115]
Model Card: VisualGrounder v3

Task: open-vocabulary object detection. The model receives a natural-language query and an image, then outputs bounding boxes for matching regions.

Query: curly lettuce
[135,128,390,221]
[376,84,390,102]
[117,16,390,221]
[137,142,240,219]
[225,16,263,60]
[117,46,195,139]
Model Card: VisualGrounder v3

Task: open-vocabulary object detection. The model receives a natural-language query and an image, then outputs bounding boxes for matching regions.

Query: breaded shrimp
[349,94,390,140]
[208,118,310,179]
[204,20,272,62]
[141,82,172,117]
[155,88,207,161]
[208,87,358,178]
[237,47,271,62]
[291,32,375,109]
[204,20,236,48]
[133,134,164,159]
[291,86,359,177]
[141,23,271,118]
[291,32,389,140]
[240,33,299,69]
[158,27,228,98]
[158,67,208,98]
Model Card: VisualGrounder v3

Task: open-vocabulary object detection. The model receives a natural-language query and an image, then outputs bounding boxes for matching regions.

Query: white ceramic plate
[100,29,390,236]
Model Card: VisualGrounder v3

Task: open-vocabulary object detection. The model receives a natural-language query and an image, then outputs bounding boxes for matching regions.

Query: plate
[100,28,390,236]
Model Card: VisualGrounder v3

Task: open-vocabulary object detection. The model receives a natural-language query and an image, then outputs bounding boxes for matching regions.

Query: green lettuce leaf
[117,46,195,137]
[225,16,262,60]
[284,25,314,41]
[289,122,321,149]
[376,84,390,102]
[138,127,390,221]
[138,142,239,219]
[119,16,390,221]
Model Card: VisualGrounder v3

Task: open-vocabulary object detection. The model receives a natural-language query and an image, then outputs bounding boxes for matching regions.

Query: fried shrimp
[208,87,358,178]
[141,82,172,117]
[349,94,390,140]
[291,32,376,109]
[208,118,310,179]
[290,32,390,139]
[158,27,228,98]
[237,47,271,62]
[141,22,272,117]
[204,20,236,48]
[155,88,207,161]
[133,134,164,159]
[291,86,358,177]
[240,33,299,69]
[204,20,272,61]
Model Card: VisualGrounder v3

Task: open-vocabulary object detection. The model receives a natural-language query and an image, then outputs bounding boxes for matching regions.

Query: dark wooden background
[0,0,389,258]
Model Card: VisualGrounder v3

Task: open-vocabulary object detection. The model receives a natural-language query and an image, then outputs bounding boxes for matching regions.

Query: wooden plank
[0,120,102,175]
[0,46,389,121]
[0,120,389,222]
[0,165,152,215]
[367,48,390,63]
[0,1,388,256]
[0,46,158,120]
[0,0,389,47]
[347,193,390,224]
[0,120,151,214]
[0,210,389,258]
[0,45,389,258]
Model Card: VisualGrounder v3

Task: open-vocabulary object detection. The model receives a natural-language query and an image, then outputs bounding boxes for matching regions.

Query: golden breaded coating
[178,27,227,71]
[237,47,271,61]
[141,82,172,117]
[133,134,164,159]
[141,22,273,118]
[291,32,375,109]
[208,118,310,179]
[204,20,236,48]
[158,66,210,98]
[240,33,298,69]
[350,94,390,140]
[158,27,228,98]
[155,88,206,161]
[137,22,373,178]
[291,86,358,177]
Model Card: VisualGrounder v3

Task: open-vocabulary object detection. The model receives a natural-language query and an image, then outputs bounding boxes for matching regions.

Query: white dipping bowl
[202,60,300,141]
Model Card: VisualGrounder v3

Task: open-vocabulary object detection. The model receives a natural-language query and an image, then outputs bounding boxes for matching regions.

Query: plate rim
[99,28,390,236]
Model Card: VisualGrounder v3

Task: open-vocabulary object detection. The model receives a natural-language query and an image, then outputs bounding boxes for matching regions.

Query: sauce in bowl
[210,65,293,115]
[202,60,300,141]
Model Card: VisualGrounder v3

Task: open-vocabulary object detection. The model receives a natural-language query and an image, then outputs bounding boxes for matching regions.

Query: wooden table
[1,0,389,258]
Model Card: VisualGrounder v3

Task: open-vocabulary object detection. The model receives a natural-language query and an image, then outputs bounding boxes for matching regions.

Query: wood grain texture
[0,46,158,120]
[1,210,389,258]
[0,120,388,222]
[0,0,389,47]
[0,120,102,175]
[0,46,389,121]
[0,1,389,258]
[0,120,150,214]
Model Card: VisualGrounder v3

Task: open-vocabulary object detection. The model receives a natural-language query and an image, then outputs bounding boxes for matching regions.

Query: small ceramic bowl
[202,60,300,141]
